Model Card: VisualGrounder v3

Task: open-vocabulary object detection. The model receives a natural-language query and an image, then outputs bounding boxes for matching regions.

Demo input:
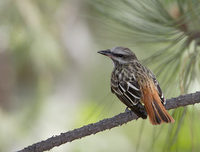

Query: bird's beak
[98,49,112,57]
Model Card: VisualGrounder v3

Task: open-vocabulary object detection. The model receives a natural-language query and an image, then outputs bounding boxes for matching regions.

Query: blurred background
[0,0,200,151]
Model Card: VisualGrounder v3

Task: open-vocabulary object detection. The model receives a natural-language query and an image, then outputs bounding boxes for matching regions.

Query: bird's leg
[125,107,131,112]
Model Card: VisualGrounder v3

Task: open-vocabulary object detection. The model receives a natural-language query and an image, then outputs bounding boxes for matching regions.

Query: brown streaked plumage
[98,46,174,125]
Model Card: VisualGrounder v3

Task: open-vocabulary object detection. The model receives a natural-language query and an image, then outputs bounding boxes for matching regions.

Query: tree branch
[17,91,200,152]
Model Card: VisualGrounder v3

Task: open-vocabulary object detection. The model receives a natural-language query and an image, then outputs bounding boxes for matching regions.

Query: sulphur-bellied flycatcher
[98,47,174,125]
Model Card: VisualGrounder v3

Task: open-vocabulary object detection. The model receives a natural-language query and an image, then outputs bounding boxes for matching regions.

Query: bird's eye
[115,54,124,57]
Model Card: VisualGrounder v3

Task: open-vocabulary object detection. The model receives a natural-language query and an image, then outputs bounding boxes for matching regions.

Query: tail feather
[142,84,174,125]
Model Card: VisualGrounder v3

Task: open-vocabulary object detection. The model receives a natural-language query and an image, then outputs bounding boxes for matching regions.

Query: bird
[98,46,174,125]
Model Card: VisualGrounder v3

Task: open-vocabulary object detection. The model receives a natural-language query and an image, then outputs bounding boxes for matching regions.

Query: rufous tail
[142,85,175,125]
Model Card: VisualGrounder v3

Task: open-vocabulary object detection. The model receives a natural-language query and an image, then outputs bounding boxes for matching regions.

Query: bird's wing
[118,80,141,106]
[117,80,147,119]
[146,67,165,105]
[111,72,147,118]
[111,79,141,107]
[152,77,166,105]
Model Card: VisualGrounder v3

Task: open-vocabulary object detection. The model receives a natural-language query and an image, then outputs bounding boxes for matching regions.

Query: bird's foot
[125,107,131,113]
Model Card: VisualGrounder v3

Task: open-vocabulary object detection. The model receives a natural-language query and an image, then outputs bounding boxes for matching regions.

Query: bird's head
[98,46,138,65]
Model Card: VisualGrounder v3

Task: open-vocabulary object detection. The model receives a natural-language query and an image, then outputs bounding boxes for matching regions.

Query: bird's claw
[125,107,131,113]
